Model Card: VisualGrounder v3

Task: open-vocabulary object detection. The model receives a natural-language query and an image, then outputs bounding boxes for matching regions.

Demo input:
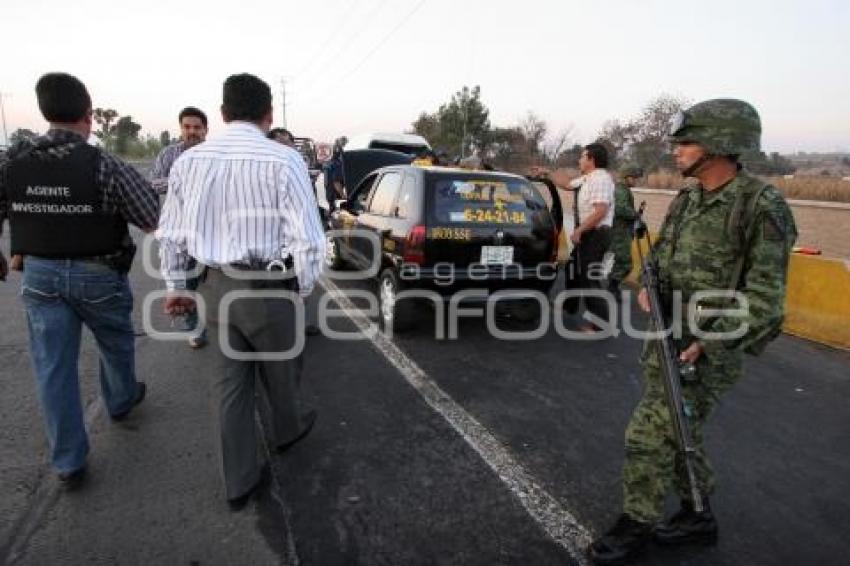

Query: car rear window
[430,177,547,226]
[369,142,429,156]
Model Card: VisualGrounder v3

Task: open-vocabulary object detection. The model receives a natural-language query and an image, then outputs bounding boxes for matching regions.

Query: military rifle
[633,201,704,513]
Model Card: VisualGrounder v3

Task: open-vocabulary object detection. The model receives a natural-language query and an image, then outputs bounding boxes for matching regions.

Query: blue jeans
[20,257,141,473]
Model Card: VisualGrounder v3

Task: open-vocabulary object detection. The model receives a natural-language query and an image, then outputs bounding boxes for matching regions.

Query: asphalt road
[1,234,849,565]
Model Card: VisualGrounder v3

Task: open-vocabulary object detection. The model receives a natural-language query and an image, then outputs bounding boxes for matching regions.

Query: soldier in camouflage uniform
[608,166,642,295]
[588,99,797,564]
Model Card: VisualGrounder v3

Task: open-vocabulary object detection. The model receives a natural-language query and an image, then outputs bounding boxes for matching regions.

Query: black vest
[5,143,128,257]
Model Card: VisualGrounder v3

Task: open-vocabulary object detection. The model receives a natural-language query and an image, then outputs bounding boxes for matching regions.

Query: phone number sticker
[462,209,527,224]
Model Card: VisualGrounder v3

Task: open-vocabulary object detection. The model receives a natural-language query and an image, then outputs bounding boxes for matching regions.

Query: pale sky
[2,0,848,153]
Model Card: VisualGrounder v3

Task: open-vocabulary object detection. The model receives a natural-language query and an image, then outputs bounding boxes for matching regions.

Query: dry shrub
[646,170,684,191]
[645,170,850,203]
[765,176,850,203]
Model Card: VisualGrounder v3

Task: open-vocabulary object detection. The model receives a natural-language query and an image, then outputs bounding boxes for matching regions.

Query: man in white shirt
[533,143,615,331]
[157,73,325,510]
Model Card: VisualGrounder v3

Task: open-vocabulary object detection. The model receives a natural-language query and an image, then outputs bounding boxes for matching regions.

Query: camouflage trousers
[608,228,634,283]
[621,340,742,523]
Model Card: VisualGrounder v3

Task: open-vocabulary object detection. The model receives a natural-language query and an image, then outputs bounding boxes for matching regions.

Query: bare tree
[542,126,574,165]
[519,111,547,157]
[598,119,637,157]
[597,94,690,172]
[636,94,689,142]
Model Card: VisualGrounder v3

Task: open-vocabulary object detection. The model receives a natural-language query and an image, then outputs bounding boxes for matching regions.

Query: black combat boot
[588,514,653,564]
[654,497,718,546]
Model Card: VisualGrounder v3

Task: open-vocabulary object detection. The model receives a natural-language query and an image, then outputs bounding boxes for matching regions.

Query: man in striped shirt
[157,74,325,510]
[0,73,157,488]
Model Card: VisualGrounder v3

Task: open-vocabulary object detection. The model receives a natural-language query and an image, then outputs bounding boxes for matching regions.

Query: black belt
[216,257,294,271]
[204,257,298,291]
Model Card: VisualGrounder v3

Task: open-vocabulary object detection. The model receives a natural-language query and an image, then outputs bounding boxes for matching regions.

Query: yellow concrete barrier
[627,240,850,350]
[561,228,850,350]
[783,255,850,350]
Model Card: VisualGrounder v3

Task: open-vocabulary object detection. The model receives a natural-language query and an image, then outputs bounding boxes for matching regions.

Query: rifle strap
[725,177,769,292]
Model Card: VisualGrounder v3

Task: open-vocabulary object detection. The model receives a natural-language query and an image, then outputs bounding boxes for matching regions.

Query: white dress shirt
[157,121,325,295]
[314,172,329,211]
[574,169,615,228]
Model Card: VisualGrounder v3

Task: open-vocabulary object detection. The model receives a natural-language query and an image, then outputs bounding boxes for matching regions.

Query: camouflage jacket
[653,171,797,356]
[613,182,637,228]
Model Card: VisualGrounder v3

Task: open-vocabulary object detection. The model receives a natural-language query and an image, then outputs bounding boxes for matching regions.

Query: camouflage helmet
[620,165,644,179]
[667,98,761,155]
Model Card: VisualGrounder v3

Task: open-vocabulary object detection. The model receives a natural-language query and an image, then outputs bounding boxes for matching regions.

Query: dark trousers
[569,227,612,323]
[199,268,311,499]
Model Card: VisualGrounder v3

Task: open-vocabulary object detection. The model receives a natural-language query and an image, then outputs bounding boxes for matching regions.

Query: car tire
[378,269,415,333]
[325,233,346,270]
[511,299,543,324]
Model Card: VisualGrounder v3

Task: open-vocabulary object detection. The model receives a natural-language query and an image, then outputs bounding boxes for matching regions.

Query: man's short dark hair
[179,106,208,128]
[222,74,272,122]
[268,127,293,141]
[583,143,609,169]
[35,72,92,123]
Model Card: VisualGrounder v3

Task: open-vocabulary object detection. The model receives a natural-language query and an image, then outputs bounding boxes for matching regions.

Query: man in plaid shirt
[0,73,158,489]
[150,106,208,194]
[533,143,616,332]
[150,106,209,347]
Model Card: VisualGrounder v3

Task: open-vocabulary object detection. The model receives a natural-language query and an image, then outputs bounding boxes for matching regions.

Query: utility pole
[0,92,9,147]
[280,78,288,128]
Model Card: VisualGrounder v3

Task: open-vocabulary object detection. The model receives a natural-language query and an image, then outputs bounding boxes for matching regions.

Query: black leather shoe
[227,464,271,512]
[111,382,147,422]
[275,410,317,454]
[654,498,718,546]
[58,466,87,490]
[588,514,653,564]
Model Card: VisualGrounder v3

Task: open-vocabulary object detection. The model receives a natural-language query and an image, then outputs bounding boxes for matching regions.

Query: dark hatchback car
[326,151,563,331]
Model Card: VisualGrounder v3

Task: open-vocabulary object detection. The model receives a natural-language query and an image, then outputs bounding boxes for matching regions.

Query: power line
[289,0,359,81]
[297,0,426,107]
[292,0,391,97]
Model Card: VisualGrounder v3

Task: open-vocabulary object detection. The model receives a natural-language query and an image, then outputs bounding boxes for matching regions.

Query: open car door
[526,175,564,234]
[342,148,413,200]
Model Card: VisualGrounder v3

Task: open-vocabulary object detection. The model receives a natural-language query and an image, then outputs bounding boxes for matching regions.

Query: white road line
[320,276,593,564]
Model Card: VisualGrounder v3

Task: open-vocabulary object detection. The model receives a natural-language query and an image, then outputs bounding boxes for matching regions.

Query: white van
[344,132,430,157]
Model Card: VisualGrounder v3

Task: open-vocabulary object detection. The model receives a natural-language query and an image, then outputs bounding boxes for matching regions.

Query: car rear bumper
[397,263,557,296]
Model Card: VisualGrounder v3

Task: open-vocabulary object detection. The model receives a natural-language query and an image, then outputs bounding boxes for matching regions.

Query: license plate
[480,246,514,265]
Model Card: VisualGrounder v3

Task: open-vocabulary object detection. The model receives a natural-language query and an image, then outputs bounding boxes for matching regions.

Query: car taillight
[403,224,427,265]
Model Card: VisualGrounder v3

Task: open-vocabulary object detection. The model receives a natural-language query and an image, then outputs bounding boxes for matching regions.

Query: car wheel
[511,299,543,324]
[325,233,346,270]
[379,269,415,333]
